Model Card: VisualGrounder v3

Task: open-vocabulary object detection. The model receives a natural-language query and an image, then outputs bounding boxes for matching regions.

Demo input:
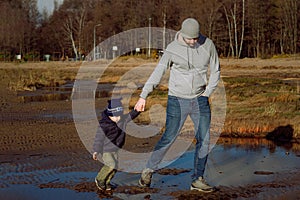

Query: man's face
[183,38,198,47]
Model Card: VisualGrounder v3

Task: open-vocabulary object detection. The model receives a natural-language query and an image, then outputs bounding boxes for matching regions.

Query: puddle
[17,82,117,103]
[0,184,95,200]
[1,138,300,199]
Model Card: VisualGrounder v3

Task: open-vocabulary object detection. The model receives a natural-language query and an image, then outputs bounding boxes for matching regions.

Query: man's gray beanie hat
[180,18,200,39]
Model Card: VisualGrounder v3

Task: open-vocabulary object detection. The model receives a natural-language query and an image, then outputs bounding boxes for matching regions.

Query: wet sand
[1,61,300,199]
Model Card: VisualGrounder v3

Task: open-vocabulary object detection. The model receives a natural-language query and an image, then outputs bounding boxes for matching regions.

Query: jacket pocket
[169,69,193,95]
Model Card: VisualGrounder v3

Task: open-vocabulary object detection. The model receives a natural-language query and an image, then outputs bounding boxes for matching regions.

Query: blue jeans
[146,95,211,179]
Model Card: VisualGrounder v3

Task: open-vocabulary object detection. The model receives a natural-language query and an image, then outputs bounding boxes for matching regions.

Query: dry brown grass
[0,62,79,91]
[1,56,300,138]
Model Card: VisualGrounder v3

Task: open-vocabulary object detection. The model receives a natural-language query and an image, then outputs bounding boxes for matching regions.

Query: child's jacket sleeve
[93,125,105,154]
[124,109,140,124]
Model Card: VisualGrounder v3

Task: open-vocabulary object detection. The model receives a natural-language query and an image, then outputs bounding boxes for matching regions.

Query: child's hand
[92,152,99,160]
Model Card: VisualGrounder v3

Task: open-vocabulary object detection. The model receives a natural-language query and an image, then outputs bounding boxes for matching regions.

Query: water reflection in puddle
[217,137,300,155]
[17,82,117,103]
[207,138,300,186]
[0,138,299,200]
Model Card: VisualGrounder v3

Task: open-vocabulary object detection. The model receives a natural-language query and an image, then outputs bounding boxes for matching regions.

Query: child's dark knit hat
[106,98,124,116]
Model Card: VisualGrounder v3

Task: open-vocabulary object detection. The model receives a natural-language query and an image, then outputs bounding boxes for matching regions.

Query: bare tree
[238,0,245,58]
[0,0,39,59]
[222,0,245,58]
[63,15,79,59]
[280,0,298,55]
[59,0,94,60]
[1,0,299,59]
[223,4,234,57]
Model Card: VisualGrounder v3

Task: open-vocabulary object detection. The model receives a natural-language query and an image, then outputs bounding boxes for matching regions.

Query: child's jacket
[93,109,140,154]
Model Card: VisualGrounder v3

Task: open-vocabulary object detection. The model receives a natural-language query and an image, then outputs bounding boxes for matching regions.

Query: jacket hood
[174,31,190,47]
[174,31,206,48]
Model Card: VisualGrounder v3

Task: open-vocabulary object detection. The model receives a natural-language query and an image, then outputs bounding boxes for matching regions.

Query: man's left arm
[202,42,220,97]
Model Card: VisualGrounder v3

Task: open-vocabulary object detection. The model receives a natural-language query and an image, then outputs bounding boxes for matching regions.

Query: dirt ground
[0,57,300,199]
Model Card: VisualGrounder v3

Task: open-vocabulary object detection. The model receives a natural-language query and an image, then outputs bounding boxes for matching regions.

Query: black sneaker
[95,178,106,191]
[138,168,153,187]
[106,183,112,191]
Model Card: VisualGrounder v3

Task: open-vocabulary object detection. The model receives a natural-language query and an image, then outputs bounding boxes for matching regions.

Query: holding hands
[92,152,98,160]
[134,98,146,112]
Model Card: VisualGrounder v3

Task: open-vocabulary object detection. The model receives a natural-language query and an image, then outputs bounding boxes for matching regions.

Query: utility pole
[93,23,101,61]
[148,17,152,58]
[163,11,166,51]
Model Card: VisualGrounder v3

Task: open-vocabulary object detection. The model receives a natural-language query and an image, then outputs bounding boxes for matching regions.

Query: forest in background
[0,0,299,61]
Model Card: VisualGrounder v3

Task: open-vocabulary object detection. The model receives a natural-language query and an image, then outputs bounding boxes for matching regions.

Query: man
[135,18,220,192]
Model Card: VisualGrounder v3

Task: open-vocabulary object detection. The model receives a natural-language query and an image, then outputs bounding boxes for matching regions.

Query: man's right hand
[134,98,146,112]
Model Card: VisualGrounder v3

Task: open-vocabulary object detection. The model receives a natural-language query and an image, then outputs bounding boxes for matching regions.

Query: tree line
[0,0,299,61]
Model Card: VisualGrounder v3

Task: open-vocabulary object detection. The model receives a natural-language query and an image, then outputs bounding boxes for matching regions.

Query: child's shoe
[106,183,112,191]
[95,178,106,191]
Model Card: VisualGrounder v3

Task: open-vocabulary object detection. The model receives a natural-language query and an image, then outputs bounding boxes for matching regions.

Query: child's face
[109,115,121,123]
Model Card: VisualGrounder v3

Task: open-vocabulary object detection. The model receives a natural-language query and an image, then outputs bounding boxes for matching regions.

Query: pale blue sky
[37,0,63,14]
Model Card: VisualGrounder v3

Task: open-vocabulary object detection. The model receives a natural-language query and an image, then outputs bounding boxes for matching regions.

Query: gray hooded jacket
[140,32,220,99]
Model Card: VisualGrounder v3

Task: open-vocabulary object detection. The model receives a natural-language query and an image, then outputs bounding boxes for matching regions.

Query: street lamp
[93,23,101,61]
[148,17,152,58]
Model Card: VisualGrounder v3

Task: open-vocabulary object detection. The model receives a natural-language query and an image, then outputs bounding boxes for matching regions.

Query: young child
[92,98,140,193]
